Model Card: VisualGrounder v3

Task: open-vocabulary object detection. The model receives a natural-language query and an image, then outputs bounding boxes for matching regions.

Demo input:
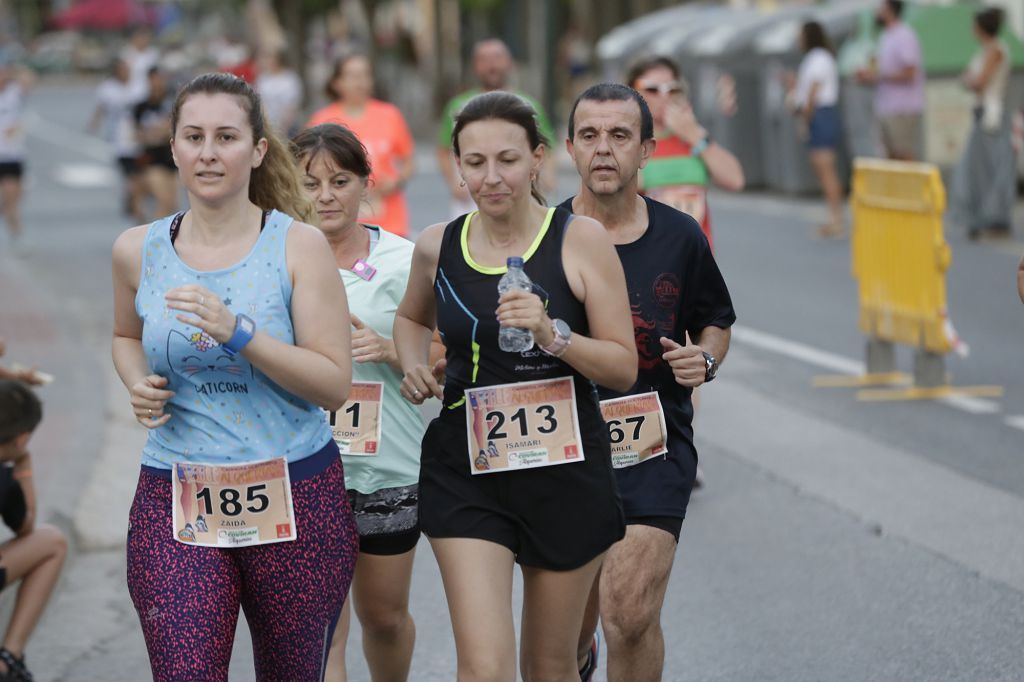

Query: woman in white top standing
[953,7,1015,240]
[0,53,32,256]
[789,20,844,239]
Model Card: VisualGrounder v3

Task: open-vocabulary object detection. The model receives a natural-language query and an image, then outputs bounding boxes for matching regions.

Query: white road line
[1005,415,1024,432]
[731,324,1003,416]
[23,109,112,162]
[53,163,117,189]
[731,325,864,375]
[943,394,1002,415]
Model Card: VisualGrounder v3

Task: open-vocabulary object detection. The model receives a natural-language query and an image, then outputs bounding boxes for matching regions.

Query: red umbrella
[51,0,156,31]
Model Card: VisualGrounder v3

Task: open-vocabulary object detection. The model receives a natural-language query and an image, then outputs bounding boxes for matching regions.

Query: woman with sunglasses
[627,56,744,251]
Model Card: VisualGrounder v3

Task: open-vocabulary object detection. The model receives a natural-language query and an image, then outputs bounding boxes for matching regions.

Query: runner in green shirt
[436,38,556,215]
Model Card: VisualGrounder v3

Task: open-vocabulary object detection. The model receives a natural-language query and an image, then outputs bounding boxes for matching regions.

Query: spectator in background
[952,7,1015,241]
[256,48,302,138]
[307,53,415,237]
[628,56,744,251]
[856,0,925,161]
[1017,255,1024,303]
[556,22,594,120]
[120,26,159,101]
[133,67,178,220]
[89,58,145,222]
[0,53,33,257]
[435,38,556,216]
[789,21,845,239]
[0,381,69,682]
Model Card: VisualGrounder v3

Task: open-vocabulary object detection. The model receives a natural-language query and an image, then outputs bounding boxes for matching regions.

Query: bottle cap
[506,257,524,268]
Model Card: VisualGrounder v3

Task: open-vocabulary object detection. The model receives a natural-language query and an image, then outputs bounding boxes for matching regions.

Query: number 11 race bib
[464,377,584,475]
[172,457,297,548]
[599,392,669,469]
[327,381,383,456]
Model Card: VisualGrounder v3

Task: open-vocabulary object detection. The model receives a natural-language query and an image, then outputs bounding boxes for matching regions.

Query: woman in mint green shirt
[293,123,443,682]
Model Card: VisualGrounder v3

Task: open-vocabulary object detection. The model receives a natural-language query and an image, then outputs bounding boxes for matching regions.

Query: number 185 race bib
[464,377,584,475]
[172,457,296,548]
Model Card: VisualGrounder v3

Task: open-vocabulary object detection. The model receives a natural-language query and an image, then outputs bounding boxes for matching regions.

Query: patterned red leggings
[127,449,358,682]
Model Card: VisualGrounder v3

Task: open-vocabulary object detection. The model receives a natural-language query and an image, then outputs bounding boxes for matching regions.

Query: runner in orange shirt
[307,53,415,237]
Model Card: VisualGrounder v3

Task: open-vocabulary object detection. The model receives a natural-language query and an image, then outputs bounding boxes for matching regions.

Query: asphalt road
[1,81,1023,681]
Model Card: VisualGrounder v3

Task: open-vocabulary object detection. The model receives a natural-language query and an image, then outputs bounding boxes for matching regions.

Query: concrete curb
[72,363,144,551]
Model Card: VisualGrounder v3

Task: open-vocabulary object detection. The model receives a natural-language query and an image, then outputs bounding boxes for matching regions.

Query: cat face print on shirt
[166,329,254,396]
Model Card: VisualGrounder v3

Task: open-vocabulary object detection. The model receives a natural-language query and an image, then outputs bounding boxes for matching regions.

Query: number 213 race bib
[464,377,584,475]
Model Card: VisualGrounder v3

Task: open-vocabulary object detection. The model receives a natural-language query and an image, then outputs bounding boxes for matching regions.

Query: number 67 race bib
[464,377,584,475]
[172,457,296,547]
[599,392,669,469]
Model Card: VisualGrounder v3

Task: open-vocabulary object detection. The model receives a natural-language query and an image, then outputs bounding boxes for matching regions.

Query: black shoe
[0,649,33,682]
[579,634,599,682]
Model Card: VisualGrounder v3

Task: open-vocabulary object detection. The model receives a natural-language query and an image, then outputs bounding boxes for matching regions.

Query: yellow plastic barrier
[850,158,952,357]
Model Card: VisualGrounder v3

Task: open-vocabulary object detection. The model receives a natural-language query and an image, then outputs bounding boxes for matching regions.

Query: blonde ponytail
[251,130,314,223]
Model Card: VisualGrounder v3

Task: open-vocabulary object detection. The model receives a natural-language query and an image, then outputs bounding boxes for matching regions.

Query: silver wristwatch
[540,319,572,358]
[702,351,718,383]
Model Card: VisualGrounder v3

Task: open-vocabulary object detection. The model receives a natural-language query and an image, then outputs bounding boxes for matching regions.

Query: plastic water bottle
[498,257,535,352]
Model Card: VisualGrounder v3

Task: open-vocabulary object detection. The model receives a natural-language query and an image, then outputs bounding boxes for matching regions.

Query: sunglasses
[639,82,685,97]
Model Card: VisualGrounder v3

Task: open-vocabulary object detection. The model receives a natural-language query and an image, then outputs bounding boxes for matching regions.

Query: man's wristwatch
[540,319,572,358]
[222,314,256,356]
[702,351,718,383]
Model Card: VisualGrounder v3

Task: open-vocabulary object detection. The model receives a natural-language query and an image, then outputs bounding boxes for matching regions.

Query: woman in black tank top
[394,92,637,679]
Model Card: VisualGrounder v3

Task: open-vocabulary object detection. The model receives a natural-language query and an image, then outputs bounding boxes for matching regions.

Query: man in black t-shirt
[560,83,735,682]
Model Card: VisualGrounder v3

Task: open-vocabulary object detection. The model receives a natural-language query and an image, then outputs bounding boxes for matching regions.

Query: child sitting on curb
[0,380,67,682]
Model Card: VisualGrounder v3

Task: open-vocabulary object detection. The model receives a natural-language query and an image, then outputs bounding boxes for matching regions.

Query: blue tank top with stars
[135,209,332,469]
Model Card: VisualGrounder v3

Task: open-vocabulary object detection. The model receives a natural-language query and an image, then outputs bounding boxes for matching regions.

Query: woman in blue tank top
[111,73,358,682]
[394,92,638,681]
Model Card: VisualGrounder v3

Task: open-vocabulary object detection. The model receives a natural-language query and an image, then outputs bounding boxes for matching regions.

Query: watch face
[703,352,716,375]
[239,316,255,334]
[554,319,571,338]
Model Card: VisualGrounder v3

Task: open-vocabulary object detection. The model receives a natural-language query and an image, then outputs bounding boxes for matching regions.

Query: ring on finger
[412,390,422,398]
[199,295,205,306]
[148,408,154,417]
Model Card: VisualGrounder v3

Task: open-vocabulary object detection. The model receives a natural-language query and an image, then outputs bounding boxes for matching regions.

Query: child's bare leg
[0,525,68,658]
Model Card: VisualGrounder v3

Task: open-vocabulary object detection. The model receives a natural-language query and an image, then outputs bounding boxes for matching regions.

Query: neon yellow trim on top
[444,339,480,412]
[471,340,480,383]
[460,208,555,275]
